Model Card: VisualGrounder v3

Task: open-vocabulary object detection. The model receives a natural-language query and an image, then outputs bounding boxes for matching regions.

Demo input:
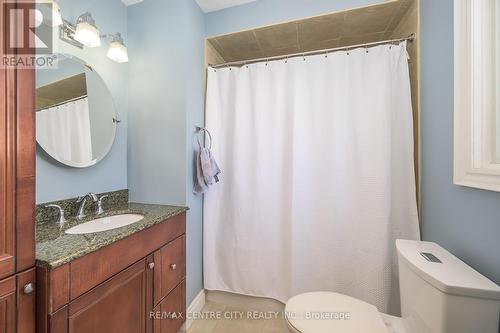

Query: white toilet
[285,240,500,333]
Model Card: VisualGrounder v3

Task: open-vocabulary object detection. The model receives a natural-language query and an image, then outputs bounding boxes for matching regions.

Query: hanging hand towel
[194,129,221,195]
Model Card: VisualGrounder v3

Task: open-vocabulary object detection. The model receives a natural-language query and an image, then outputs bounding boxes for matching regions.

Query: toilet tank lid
[396,240,500,300]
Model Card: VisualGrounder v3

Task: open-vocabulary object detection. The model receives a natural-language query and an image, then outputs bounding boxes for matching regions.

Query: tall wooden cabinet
[0,0,37,331]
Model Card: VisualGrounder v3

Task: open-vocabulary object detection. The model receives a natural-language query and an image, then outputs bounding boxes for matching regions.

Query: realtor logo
[2,0,55,68]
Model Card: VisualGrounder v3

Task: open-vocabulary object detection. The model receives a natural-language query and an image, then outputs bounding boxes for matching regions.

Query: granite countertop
[36,202,188,269]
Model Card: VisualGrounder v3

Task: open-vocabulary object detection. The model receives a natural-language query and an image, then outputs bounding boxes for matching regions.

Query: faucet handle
[96,195,109,215]
[45,204,67,229]
[78,193,97,202]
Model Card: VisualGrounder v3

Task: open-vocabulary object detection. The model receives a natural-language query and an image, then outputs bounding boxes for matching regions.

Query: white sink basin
[65,214,144,235]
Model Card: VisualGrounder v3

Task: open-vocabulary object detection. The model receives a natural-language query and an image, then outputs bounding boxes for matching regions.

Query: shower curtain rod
[36,95,88,111]
[210,33,416,69]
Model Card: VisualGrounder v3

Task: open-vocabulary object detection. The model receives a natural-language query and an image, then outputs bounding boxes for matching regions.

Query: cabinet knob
[170,264,177,270]
[148,262,155,270]
[23,282,35,295]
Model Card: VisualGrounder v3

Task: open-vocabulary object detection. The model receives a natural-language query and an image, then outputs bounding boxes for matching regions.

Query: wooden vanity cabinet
[37,213,187,333]
[0,269,37,333]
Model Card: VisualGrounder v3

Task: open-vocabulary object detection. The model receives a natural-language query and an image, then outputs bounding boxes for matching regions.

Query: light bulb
[107,33,128,63]
[73,12,101,47]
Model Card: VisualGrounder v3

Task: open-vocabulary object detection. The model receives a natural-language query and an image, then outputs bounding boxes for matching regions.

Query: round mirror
[36,54,117,168]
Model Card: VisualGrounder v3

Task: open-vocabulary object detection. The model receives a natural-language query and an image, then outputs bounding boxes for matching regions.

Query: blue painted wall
[127,0,205,304]
[36,0,128,203]
[184,0,207,308]
[420,0,500,286]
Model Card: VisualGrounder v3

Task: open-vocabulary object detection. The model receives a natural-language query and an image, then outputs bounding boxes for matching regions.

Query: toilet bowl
[284,240,500,333]
[285,292,403,333]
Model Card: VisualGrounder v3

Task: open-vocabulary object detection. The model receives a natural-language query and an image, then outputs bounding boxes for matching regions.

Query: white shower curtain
[204,43,420,314]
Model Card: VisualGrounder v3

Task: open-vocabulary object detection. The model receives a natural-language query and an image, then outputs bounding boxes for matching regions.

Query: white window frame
[454,0,500,192]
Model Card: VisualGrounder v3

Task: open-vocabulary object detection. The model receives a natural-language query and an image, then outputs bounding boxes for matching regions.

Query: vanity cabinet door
[153,236,186,306]
[68,260,152,333]
[0,269,35,333]
[152,281,186,333]
[0,276,16,332]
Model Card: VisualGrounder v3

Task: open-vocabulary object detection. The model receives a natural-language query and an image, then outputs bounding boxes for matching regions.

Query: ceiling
[121,0,144,6]
[195,0,258,13]
[207,0,415,63]
[121,0,258,13]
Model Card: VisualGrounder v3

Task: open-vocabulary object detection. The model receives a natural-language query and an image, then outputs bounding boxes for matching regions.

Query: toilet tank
[396,240,500,333]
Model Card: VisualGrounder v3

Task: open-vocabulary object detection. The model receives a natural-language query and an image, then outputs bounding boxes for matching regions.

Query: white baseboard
[178,289,206,333]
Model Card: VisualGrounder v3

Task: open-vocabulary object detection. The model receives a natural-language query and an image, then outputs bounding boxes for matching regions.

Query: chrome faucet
[45,204,67,229]
[96,195,109,215]
[76,193,98,220]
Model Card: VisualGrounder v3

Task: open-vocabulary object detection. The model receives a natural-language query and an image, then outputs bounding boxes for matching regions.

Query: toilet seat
[285,292,389,333]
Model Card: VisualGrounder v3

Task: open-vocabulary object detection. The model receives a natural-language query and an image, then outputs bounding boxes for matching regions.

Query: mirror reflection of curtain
[36,97,95,166]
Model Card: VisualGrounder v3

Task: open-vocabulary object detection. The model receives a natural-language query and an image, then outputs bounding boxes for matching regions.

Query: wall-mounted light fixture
[59,10,128,63]
[106,33,129,63]
[73,12,101,48]
[50,0,63,26]
[36,0,63,26]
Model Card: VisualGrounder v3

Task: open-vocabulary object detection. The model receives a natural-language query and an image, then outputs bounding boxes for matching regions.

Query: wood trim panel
[15,57,35,271]
[37,264,70,332]
[0,19,16,278]
[16,268,36,333]
[15,177,35,272]
[70,213,186,300]
[50,265,70,312]
[153,235,186,306]
[36,266,49,333]
[146,255,154,333]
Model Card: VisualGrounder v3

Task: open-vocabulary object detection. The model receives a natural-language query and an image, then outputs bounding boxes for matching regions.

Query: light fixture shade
[35,0,62,26]
[107,33,128,63]
[74,12,101,47]
[107,41,128,63]
[51,1,63,27]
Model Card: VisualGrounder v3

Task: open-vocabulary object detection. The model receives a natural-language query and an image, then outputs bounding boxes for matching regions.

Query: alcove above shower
[204,0,421,207]
[206,0,417,64]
